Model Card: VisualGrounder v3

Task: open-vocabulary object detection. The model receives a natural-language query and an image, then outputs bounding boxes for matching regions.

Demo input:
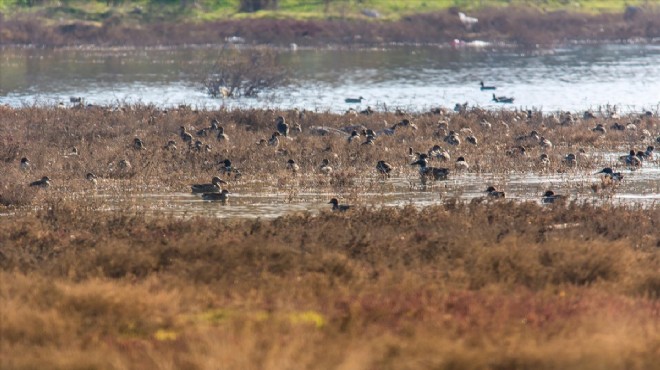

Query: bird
[118,159,131,170]
[202,189,230,203]
[539,153,550,167]
[542,190,566,204]
[639,146,654,161]
[492,93,514,103]
[411,155,450,181]
[376,160,394,178]
[164,140,177,151]
[458,12,478,29]
[268,132,281,147]
[133,138,146,150]
[484,186,505,198]
[362,135,376,146]
[466,135,478,145]
[286,159,300,174]
[20,157,30,171]
[562,153,577,167]
[86,172,98,185]
[328,198,350,212]
[179,126,193,144]
[455,156,469,170]
[619,150,642,168]
[319,159,333,175]
[276,116,289,137]
[539,137,553,149]
[216,126,229,141]
[348,130,360,143]
[345,96,364,104]
[444,131,461,146]
[191,176,227,193]
[479,81,496,90]
[592,124,607,134]
[428,145,450,161]
[219,159,234,175]
[595,167,624,181]
[29,176,51,188]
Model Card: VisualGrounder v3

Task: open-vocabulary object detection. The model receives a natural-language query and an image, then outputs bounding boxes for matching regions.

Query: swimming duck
[619,150,642,168]
[202,189,230,203]
[480,81,496,90]
[345,96,364,104]
[542,190,566,204]
[180,126,193,143]
[20,157,30,171]
[455,157,469,170]
[345,130,360,144]
[411,155,450,180]
[376,160,394,177]
[492,93,514,103]
[287,159,300,174]
[216,126,229,141]
[29,176,51,188]
[595,167,624,181]
[328,198,350,212]
[484,186,505,198]
[268,132,281,147]
[191,176,228,193]
[276,116,289,137]
[86,172,98,185]
[319,159,333,175]
[592,124,607,134]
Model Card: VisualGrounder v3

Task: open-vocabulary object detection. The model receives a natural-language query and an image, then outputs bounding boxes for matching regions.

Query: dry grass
[0,105,659,369]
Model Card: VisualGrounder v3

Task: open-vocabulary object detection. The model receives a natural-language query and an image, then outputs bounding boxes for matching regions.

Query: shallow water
[65,159,659,219]
[2,44,660,113]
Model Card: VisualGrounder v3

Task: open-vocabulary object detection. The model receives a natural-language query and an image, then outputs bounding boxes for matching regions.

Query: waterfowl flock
[12,103,658,214]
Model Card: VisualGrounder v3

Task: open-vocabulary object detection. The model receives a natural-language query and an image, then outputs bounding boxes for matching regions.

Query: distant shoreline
[1,7,659,48]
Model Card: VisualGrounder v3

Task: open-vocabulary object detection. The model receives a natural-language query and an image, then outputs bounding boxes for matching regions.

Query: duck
[506,146,527,157]
[216,126,229,141]
[428,145,450,161]
[466,135,478,145]
[348,130,360,143]
[376,160,394,178]
[411,155,450,181]
[191,176,228,193]
[480,81,496,90]
[362,135,376,146]
[179,126,193,143]
[268,132,281,147]
[276,116,289,137]
[562,153,577,167]
[619,150,642,168]
[319,159,333,175]
[29,176,51,188]
[484,186,505,198]
[328,198,350,212]
[595,167,624,181]
[20,157,30,171]
[286,159,300,174]
[219,159,234,175]
[133,137,146,150]
[86,172,98,185]
[492,93,514,103]
[444,131,461,146]
[539,153,550,167]
[640,146,654,160]
[542,190,566,204]
[539,137,553,149]
[592,123,607,134]
[345,96,364,104]
[360,106,374,115]
[455,156,469,170]
[164,140,177,151]
[202,189,230,203]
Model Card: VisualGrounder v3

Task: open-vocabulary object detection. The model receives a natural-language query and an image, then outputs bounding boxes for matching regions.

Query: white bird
[458,12,478,29]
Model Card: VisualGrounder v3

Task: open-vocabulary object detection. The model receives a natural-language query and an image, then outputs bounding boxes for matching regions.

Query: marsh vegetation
[0,105,659,369]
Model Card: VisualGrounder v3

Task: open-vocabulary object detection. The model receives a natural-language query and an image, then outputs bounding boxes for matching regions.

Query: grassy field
[0,0,650,23]
[0,105,659,368]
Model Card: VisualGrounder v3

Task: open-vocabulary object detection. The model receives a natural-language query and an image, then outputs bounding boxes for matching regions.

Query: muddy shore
[1,7,659,48]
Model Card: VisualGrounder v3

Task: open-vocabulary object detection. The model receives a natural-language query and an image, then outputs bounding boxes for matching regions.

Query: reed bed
[0,105,659,369]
